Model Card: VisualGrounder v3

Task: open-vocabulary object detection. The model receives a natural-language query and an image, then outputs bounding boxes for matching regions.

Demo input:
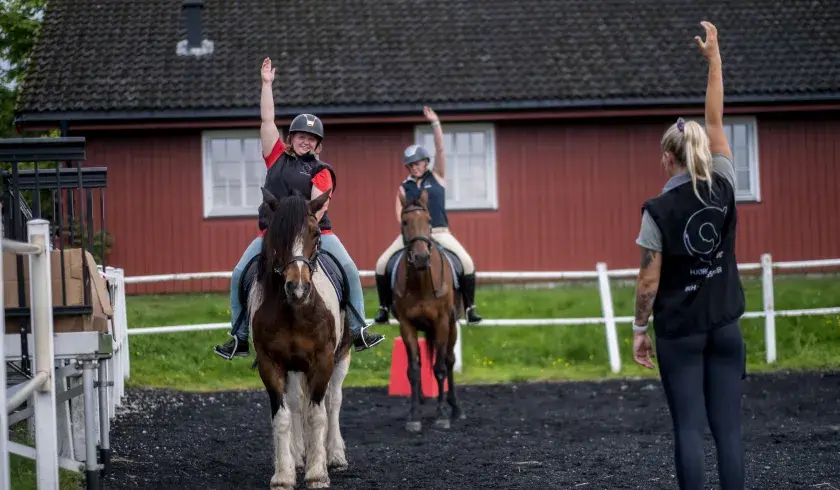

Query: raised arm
[260,57,281,157]
[695,22,732,160]
[424,106,446,181]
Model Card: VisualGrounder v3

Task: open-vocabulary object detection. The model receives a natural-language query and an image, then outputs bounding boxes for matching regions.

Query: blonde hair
[660,118,714,204]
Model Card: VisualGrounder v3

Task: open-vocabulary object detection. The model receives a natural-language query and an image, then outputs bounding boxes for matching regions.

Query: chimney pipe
[183,0,204,50]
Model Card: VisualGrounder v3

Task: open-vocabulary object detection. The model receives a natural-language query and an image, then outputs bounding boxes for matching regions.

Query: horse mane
[258,193,310,288]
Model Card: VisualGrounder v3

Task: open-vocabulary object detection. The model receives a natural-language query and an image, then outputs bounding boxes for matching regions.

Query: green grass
[124,274,840,391]
[8,423,83,490]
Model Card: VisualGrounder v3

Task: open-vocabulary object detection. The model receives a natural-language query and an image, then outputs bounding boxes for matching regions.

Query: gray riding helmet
[403,144,431,165]
[289,113,324,140]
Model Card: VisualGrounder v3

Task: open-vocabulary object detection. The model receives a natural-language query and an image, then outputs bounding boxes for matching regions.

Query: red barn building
[14,0,840,294]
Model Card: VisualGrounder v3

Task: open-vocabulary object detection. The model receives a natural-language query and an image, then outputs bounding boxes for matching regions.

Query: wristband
[431,120,441,127]
[632,322,648,333]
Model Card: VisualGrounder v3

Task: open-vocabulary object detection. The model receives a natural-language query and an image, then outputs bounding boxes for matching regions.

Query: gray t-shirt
[635,154,736,252]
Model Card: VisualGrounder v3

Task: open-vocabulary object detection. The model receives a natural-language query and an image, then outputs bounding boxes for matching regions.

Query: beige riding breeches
[374,227,475,275]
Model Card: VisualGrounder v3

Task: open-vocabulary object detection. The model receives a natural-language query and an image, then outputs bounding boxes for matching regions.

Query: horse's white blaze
[291,236,306,299]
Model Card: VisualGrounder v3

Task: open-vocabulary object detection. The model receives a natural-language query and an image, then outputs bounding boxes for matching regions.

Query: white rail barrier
[1,219,60,490]
[118,254,840,377]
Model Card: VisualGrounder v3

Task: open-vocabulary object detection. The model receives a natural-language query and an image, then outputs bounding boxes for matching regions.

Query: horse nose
[284,280,310,299]
[417,252,431,268]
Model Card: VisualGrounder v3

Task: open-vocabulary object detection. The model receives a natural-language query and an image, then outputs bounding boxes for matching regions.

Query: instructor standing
[631,21,747,490]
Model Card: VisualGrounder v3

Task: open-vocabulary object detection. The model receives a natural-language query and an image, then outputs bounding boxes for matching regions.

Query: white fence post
[596,262,621,373]
[28,219,60,489]
[761,253,777,363]
[0,207,10,490]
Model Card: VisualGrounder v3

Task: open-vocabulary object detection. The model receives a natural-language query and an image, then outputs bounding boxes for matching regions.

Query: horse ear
[261,187,279,211]
[309,190,330,214]
[418,189,429,208]
[398,190,407,208]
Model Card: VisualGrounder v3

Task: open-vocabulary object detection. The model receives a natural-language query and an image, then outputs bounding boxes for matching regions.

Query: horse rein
[273,212,322,275]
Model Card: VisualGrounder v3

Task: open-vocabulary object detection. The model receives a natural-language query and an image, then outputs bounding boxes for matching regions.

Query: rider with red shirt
[214,57,385,359]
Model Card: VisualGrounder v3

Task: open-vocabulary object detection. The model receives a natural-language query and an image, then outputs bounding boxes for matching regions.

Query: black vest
[642,174,745,339]
[258,152,336,232]
[402,171,448,228]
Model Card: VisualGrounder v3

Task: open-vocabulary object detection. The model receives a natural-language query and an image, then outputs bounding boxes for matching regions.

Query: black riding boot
[460,273,483,324]
[374,273,392,324]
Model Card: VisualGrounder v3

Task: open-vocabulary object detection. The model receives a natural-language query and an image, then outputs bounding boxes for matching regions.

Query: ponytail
[660,118,715,205]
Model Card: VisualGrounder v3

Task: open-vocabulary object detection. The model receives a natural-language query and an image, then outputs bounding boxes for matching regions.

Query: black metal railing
[0,137,108,376]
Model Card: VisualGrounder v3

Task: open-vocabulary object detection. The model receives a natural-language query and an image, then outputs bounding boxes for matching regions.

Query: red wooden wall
[75,111,840,295]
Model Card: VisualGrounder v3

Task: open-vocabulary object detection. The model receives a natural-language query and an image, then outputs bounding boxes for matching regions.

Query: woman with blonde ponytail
[631,22,747,490]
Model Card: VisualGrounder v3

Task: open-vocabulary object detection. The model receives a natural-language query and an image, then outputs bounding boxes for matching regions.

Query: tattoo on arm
[635,247,661,324]
[640,247,658,269]
[635,290,656,324]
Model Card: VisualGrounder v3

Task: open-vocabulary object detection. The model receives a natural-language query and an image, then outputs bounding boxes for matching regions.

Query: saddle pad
[388,246,460,291]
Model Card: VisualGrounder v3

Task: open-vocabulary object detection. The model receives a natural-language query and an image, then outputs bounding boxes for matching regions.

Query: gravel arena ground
[103,370,840,489]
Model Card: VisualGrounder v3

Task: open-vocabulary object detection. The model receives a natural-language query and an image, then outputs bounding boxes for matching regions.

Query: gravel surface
[103,370,840,489]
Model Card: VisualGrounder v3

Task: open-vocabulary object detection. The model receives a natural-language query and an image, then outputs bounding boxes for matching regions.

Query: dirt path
[103,370,840,489]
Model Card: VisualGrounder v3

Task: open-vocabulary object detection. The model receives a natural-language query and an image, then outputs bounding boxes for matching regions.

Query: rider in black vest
[631,22,746,490]
[372,106,483,325]
[214,57,384,360]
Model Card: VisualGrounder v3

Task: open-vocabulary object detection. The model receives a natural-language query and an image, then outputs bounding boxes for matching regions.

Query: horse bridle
[400,205,445,296]
[273,212,322,275]
[401,205,433,250]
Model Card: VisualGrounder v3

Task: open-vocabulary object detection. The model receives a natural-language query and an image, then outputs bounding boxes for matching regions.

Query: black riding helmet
[289,113,324,141]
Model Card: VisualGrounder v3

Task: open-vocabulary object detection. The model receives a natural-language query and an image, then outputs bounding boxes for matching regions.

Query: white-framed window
[685,116,761,202]
[414,123,498,210]
[201,129,271,218]
[723,116,761,202]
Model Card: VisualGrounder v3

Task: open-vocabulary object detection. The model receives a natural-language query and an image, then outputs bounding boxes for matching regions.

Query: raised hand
[423,106,439,123]
[694,21,721,62]
[261,57,275,84]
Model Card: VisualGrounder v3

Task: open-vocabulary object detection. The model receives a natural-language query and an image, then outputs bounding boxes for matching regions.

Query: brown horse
[393,189,465,432]
[249,188,351,489]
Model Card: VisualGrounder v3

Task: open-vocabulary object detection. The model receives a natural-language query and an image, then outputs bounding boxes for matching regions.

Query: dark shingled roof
[15,0,840,123]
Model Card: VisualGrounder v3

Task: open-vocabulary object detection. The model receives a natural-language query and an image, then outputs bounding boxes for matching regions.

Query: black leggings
[656,321,746,490]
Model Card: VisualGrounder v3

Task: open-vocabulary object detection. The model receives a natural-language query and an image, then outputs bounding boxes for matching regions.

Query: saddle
[236,251,349,329]
[385,241,462,292]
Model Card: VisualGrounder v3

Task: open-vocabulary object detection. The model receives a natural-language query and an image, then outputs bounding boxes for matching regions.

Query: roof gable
[16,0,840,122]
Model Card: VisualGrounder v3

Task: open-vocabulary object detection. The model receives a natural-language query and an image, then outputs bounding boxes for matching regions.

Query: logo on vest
[683,206,727,264]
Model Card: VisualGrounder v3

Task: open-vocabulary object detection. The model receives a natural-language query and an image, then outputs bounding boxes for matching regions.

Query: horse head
[399,188,433,270]
[259,187,330,303]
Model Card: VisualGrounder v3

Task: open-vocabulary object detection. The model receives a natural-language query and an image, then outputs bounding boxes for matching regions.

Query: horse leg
[286,373,305,471]
[325,352,350,471]
[433,315,451,429]
[302,355,333,489]
[258,360,295,490]
[446,316,465,421]
[399,321,423,432]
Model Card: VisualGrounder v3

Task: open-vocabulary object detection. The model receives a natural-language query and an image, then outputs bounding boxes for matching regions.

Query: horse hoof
[306,476,330,489]
[328,456,348,472]
[406,420,422,432]
[270,473,295,490]
[434,418,451,429]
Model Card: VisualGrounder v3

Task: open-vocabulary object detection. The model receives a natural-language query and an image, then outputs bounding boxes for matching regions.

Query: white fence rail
[1,220,59,490]
[1,221,132,490]
[120,254,840,376]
